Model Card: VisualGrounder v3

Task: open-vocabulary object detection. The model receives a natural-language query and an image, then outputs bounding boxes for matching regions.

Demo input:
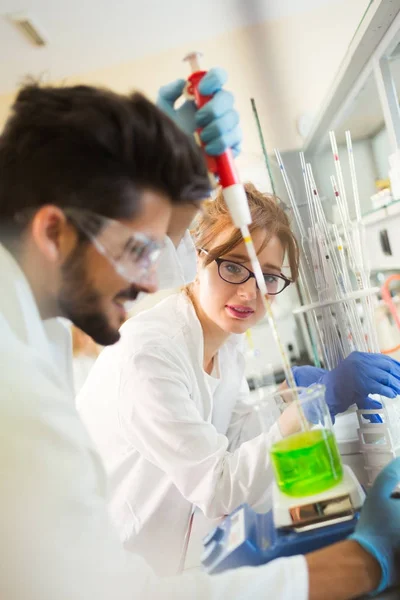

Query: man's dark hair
[0,83,210,238]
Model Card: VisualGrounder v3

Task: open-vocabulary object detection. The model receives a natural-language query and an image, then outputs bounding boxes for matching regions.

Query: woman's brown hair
[191,183,299,281]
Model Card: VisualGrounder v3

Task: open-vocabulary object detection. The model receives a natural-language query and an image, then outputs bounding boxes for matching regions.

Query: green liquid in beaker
[271,429,343,497]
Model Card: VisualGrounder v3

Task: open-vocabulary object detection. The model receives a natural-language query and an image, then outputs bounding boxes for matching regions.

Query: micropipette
[184,51,297,392]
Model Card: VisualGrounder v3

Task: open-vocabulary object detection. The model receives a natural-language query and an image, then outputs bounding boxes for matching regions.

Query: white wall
[236,153,274,194]
[0,0,370,154]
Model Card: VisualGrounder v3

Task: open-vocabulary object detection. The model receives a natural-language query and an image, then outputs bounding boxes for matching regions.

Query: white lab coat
[0,241,308,599]
[78,291,285,576]
[157,230,197,288]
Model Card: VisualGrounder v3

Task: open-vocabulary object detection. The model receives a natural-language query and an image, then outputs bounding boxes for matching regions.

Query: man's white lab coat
[78,292,284,575]
[0,241,307,600]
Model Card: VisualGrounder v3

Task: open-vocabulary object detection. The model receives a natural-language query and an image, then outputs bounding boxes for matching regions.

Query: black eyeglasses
[201,249,291,296]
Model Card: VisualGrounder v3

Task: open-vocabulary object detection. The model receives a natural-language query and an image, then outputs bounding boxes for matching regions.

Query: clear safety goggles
[16,207,165,285]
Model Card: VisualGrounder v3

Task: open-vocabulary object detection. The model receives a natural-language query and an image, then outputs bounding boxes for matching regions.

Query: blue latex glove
[350,457,400,594]
[291,357,390,424]
[318,352,400,424]
[157,67,241,157]
[292,365,327,388]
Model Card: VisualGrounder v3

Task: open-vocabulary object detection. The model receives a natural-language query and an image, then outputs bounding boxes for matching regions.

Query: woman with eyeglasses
[77,183,400,577]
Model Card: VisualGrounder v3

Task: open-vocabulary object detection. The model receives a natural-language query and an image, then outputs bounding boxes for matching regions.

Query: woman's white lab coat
[77,292,283,576]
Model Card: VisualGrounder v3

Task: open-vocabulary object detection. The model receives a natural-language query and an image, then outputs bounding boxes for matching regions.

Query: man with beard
[0,76,399,600]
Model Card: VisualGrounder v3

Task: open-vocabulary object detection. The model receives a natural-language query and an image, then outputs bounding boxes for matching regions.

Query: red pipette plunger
[183,52,251,229]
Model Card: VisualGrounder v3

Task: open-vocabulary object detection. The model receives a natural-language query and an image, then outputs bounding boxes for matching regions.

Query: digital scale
[201,466,365,574]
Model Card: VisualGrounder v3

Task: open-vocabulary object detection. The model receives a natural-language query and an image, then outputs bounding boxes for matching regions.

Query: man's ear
[30,205,70,263]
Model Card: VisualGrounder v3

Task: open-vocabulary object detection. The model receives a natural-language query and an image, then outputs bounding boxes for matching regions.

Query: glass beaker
[258,384,343,497]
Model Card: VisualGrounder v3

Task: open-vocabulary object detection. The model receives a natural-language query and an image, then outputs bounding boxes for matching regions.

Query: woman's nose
[237,276,257,300]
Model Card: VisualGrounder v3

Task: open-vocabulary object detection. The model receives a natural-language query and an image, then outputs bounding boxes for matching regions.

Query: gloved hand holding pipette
[155,67,243,274]
[292,351,400,423]
[350,457,400,594]
[157,67,241,156]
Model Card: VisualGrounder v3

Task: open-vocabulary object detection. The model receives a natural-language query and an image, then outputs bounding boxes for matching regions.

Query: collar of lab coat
[0,242,73,392]
[176,292,244,372]
[157,232,197,289]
